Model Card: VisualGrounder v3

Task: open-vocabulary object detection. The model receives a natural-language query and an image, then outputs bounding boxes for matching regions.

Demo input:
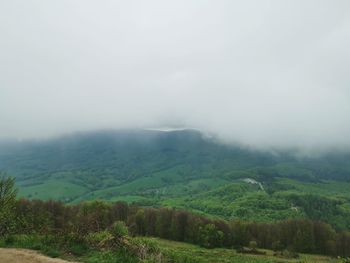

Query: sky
[0,0,349,151]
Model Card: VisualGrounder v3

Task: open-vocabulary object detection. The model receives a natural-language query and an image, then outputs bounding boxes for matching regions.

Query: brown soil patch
[0,248,76,263]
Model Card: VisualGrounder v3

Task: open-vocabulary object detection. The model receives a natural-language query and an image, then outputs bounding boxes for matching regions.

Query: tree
[111,201,129,222]
[144,208,157,236]
[185,215,203,244]
[230,220,249,247]
[78,200,111,233]
[171,211,188,241]
[199,223,224,248]
[135,209,146,235]
[155,208,173,239]
[0,175,18,235]
[313,221,336,255]
[336,231,350,257]
[271,240,283,251]
[294,220,315,253]
[213,220,231,247]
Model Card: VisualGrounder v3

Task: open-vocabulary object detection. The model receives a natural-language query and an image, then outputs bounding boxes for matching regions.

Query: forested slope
[1,129,350,229]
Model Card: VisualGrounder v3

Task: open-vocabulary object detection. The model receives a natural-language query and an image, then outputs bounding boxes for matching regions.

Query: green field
[153,238,341,263]
[18,179,89,201]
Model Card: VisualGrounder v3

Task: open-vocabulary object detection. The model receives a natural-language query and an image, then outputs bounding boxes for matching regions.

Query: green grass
[18,179,89,201]
[152,238,340,263]
[0,235,341,263]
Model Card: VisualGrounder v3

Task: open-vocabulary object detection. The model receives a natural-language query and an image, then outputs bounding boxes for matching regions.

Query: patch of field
[109,195,150,203]
[18,180,88,201]
[0,248,75,263]
[152,238,340,263]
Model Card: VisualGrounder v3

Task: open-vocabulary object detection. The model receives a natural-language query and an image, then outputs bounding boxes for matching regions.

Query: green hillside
[1,129,350,230]
[1,176,350,262]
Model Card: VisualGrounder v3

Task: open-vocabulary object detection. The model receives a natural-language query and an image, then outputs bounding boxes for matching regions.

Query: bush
[86,231,114,249]
[111,221,129,239]
[273,249,299,259]
[87,231,113,244]
[42,247,60,258]
[198,224,223,248]
[128,237,161,260]
[4,235,15,245]
[237,246,266,255]
[3,234,43,249]
[0,176,18,236]
[271,240,284,251]
[249,240,257,250]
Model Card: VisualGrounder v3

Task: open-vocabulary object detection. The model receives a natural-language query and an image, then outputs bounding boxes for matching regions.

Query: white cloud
[0,0,349,151]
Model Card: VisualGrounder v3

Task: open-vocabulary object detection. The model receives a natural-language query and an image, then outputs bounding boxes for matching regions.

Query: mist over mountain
[1,1,350,261]
[1,1,350,152]
[2,128,350,187]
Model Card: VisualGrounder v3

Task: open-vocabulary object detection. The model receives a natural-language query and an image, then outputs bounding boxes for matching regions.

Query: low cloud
[0,0,349,151]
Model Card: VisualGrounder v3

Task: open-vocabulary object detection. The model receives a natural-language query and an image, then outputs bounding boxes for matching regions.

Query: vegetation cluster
[2,130,350,231]
[1,177,350,262]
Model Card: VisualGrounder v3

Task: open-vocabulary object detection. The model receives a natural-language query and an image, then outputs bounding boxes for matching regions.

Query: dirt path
[0,248,76,263]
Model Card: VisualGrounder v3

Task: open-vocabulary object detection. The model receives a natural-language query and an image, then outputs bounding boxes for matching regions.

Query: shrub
[67,243,89,256]
[86,231,114,249]
[3,234,43,249]
[249,240,257,250]
[87,231,113,243]
[237,246,266,255]
[271,240,283,251]
[198,224,223,248]
[0,176,18,236]
[42,247,60,258]
[274,249,299,259]
[128,237,161,260]
[111,221,129,239]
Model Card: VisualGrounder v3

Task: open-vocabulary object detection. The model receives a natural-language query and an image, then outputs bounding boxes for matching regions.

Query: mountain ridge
[1,129,350,229]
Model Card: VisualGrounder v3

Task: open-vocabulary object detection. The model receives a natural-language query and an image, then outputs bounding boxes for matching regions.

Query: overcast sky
[0,0,349,151]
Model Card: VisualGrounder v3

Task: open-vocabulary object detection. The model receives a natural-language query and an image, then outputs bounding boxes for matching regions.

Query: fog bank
[0,0,349,151]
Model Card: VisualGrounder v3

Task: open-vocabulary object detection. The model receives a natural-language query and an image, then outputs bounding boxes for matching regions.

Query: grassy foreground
[153,238,342,263]
[0,234,343,263]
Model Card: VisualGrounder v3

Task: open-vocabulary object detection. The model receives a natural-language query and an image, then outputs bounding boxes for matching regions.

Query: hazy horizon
[1,0,350,152]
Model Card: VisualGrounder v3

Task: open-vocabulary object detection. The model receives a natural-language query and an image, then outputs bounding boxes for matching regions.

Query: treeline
[1,199,349,257]
[1,177,350,258]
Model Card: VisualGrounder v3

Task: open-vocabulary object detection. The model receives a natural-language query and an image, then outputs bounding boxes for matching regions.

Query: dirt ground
[0,248,75,263]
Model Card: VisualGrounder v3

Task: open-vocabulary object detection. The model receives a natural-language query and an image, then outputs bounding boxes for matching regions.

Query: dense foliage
[1,130,350,231]
[0,176,349,262]
[2,198,349,258]
[0,176,17,236]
